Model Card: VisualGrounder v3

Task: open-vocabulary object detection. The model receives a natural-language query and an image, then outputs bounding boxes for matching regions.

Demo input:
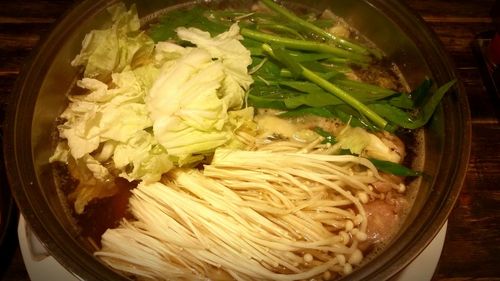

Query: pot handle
[17,215,82,281]
[19,215,49,261]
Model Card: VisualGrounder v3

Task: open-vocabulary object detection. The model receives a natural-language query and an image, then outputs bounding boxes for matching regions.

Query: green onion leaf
[259,0,371,56]
[242,28,371,63]
[409,78,433,108]
[368,158,421,177]
[314,127,337,144]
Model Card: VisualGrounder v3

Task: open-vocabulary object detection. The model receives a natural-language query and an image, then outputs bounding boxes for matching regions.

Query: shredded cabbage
[335,126,402,163]
[147,23,254,164]
[71,3,154,80]
[50,4,254,213]
[176,24,253,109]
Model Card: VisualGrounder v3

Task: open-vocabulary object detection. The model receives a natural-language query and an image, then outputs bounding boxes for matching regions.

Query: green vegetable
[313,127,336,144]
[148,6,228,41]
[409,78,433,108]
[279,106,380,132]
[259,0,370,56]
[279,80,397,109]
[256,23,306,39]
[369,80,456,129]
[247,95,285,109]
[334,79,396,97]
[241,28,371,63]
[279,107,336,118]
[249,41,455,133]
[262,43,388,129]
[368,158,421,177]
[280,68,345,80]
[388,92,414,109]
[298,70,388,129]
[283,86,343,109]
[287,51,338,62]
[384,79,432,109]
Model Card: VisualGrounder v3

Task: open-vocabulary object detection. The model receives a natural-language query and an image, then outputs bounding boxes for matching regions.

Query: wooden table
[0,1,499,280]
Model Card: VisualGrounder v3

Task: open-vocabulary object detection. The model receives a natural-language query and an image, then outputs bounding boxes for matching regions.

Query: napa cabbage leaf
[147,24,254,164]
[335,126,402,163]
[50,5,254,213]
[71,3,154,80]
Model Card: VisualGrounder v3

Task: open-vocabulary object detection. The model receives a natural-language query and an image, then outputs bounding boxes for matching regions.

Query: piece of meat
[360,196,408,250]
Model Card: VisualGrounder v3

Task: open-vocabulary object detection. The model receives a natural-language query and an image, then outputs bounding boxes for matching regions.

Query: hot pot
[3,0,471,280]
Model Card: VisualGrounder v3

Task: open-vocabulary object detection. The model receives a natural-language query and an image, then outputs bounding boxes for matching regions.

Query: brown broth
[72,177,136,247]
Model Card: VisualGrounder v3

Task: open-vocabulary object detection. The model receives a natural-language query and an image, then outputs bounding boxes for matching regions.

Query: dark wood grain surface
[0,1,499,281]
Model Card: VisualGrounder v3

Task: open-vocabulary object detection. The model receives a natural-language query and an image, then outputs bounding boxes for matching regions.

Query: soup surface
[50,1,450,280]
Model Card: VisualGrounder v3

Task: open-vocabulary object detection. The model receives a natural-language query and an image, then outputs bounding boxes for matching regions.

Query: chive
[368,79,456,129]
[388,93,414,109]
[284,91,343,108]
[271,45,303,77]
[368,158,421,177]
[417,79,456,125]
[334,79,397,97]
[368,103,416,128]
[262,43,388,129]
[241,28,371,63]
[301,65,388,128]
[409,78,433,108]
[256,23,305,39]
[280,69,344,80]
[247,95,288,110]
[280,106,380,132]
[259,0,370,55]
[280,107,336,118]
[287,51,338,62]
[149,6,228,42]
[314,127,337,144]
[280,80,399,109]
